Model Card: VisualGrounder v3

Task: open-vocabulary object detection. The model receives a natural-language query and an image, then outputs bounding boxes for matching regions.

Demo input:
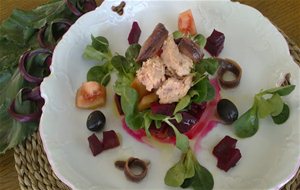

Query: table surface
[0,1,299,190]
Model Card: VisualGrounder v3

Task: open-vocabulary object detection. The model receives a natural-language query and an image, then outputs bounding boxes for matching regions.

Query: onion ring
[8,87,44,122]
[19,49,52,84]
[217,58,242,88]
[37,19,72,50]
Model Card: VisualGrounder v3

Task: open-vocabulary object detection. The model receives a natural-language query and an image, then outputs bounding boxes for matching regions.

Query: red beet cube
[217,148,241,172]
[88,134,104,156]
[213,135,237,158]
[150,102,176,116]
[188,102,207,120]
[171,112,197,134]
[128,21,141,44]
[103,130,120,150]
[205,29,225,56]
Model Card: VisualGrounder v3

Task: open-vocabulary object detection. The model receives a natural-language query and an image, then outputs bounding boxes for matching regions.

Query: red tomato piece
[76,81,106,109]
[178,9,197,35]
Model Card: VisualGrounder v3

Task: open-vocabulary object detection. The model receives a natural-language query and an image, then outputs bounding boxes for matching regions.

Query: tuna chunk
[136,56,166,91]
[136,23,168,63]
[156,75,193,104]
[161,36,193,77]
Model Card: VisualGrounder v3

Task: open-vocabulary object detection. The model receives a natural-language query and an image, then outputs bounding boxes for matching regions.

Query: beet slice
[88,134,104,156]
[213,136,241,172]
[213,135,237,158]
[188,102,207,120]
[150,102,176,116]
[103,130,120,150]
[205,29,225,56]
[128,21,141,45]
[172,112,197,134]
[217,148,241,172]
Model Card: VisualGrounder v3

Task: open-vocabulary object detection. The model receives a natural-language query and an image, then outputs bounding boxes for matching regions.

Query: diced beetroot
[188,102,207,120]
[171,112,197,133]
[103,130,120,150]
[205,29,225,56]
[149,122,175,139]
[114,94,124,115]
[213,135,237,158]
[88,134,104,156]
[150,102,176,116]
[213,136,241,172]
[217,148,241,172]
[128,21,141,45]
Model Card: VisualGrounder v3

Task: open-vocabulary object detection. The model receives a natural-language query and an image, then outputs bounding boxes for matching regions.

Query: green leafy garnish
[195,58,219,75]
[86,64,111,86]
[189,77,215,103]
[234,85,295,138]
[164,118,189,152]
[192,34,206,48]
[272,103,290,125]
[0,0,78,154]
[172,31,184,39]
[174,95,191,114]
[165,148,214,190]
[83,35,112,64]
[125,43,141,62]
[91,35,109,53]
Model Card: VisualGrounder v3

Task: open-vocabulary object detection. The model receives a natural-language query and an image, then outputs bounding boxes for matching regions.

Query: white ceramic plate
[40,0,300,189]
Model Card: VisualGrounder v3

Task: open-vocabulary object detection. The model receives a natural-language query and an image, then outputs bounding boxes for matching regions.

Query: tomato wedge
[178,9,197,35]
[76,81,106,109]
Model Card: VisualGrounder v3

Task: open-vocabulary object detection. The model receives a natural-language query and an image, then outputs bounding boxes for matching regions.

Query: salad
[75,9,296,190]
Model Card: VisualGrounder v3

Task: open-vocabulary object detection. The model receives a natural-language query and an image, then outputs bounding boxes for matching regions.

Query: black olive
[217,99,238,124]
[86,110,106,132]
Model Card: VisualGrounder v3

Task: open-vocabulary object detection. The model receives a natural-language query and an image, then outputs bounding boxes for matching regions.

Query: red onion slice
[8,88,44,123]
[38,19,72,50]
[65,0,97,17]
[19,49,52,84]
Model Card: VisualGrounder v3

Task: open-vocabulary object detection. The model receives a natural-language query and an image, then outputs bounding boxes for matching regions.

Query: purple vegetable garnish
[150,102,176,116]
[103,130,120,150]
[213,136,241,172]
[88,134,104,156]
[171,112,197,134]
[128,21,141,45]
[217,148,241,172]
[80,0,97,13]
[65,0,97,17]
[8,87,44,122]
[188,102,207,120]
[213,135,237,158]
[19,49,52,84]
[205,29,225,56]
[38,19,72,50]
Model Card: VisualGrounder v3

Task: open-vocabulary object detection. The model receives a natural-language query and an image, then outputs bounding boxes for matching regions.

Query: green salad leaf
[165,149,214,190]
[272,103,290,124]
[234,105,259,138]
[0,0,82,154]
[125,44,141,62]
[86,64,111,86]
[234,84,295,138]
[192,34,206,48]
[174,95,191,114]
